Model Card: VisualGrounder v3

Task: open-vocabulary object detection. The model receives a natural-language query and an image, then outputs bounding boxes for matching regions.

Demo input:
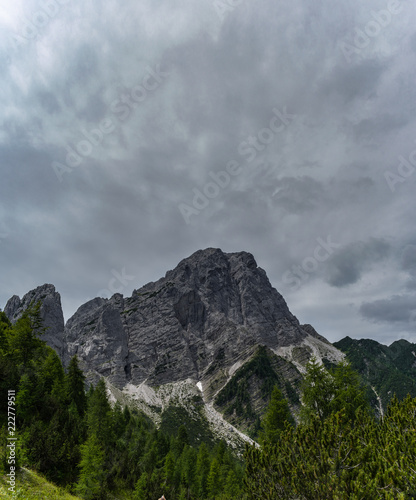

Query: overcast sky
[1,0,415,345]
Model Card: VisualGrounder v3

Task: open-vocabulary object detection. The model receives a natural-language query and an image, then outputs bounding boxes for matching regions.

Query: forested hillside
[0,305,246,499]
[334,336,416,412]
[1,304,416,499]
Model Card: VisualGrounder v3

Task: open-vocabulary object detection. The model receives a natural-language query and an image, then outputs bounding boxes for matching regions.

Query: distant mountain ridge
[334,336,416,415]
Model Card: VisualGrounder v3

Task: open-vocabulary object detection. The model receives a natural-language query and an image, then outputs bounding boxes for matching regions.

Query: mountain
[4,248,344,446]
[334,336,416,416]
[4,283,65,355]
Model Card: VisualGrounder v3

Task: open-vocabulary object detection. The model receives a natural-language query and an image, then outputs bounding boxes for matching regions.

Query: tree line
[0,305,246,499]
[245,358,416,499]
[1,304,415,499]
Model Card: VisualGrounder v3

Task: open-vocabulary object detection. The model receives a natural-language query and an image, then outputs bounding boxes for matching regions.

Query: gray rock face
[4,284,65,354]
[64,295,129,386]
[62,248,315,390]
[3,248,346,444]
[3,249,342,399]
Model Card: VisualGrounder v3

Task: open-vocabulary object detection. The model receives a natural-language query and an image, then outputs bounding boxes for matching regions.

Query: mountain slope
[0,468,81,500]
[334,336,416,414]
[4,248,344,446]
[61,248,343,389]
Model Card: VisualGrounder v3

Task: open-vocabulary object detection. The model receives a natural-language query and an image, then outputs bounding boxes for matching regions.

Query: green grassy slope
[0,468,82,500]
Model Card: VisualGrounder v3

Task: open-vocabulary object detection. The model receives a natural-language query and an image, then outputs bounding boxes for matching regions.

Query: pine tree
[8,304,45,366]
[86,378,112,446]
[300,358,370,425]
[330,360,370,421]
[66,356,87,417]
[181,446,197,496]
[40,348,66,406]
[133,472,149,500]
[0,310,11,354]
[164,450,175,490]
[299,357,336,424]
[259,386,294,445]
[196,442,210,498]
[16,373,38,422]
[76,434,107,500]
[224,469,241,498]
[207,458,222,498]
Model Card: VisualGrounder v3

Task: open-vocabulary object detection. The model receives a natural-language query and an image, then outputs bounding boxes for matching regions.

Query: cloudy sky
[1,0,415,345]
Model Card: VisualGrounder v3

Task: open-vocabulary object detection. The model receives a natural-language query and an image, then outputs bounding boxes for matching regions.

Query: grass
[0,468,81,500]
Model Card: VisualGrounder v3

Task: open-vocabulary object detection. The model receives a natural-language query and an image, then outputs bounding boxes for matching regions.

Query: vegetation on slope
[334,336,416,411]
[0,305,247,500]
[245,359,416,499]
[0,468,82,500]
[2,304,416,499]
[214,346,301,437]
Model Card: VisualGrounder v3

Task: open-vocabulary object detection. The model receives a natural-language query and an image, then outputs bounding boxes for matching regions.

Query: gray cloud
[1,0,416,345]
[360,294,416,324]
[401,244,416,274]
[325,238,391,287]
[271,176,328,214]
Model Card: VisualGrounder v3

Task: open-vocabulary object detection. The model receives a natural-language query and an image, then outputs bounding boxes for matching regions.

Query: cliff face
[4,283,65,355]
[61,248,342,391]
[3,248,344,446]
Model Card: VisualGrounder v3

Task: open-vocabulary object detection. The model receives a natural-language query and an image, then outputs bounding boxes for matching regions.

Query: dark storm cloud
[400,244,416,291]
[324,238,391,287]
[1,0,416,344]
[319,60,386,104]
[401,244,416,274]
[360,294,416,324]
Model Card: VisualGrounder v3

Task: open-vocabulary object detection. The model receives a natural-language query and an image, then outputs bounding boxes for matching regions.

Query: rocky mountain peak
[3,250,344,392]
[60,248,342,391]
[4,283,65,354]
[3,249,346,448]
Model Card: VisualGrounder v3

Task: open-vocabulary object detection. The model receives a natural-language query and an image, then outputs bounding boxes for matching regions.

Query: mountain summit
[62,248,342,388]
[4,248,344,446]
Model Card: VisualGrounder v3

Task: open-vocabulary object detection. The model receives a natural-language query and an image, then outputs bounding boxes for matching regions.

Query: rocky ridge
[4,248,344,446]
[4,283,65,355]
[334,336,416,415]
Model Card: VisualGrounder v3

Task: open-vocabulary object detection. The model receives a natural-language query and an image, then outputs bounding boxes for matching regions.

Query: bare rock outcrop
[61,248,331,391]
[4,283,65,355]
